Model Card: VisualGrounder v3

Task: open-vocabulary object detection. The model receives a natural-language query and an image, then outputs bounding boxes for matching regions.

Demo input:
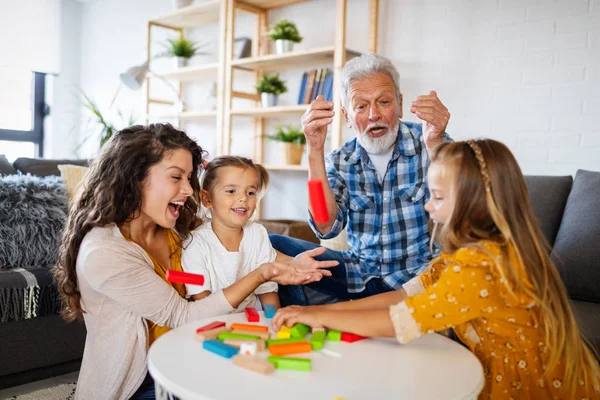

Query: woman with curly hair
[53,124,334,399]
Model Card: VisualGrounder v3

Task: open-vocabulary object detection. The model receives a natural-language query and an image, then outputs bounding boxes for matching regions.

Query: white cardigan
[75,224,233,400]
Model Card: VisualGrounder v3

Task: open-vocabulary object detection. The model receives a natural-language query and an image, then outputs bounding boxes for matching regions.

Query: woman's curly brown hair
[52,123,205,322]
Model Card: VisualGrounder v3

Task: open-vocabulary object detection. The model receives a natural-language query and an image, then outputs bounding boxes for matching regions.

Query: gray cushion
[0,175,67,269]
[0,155,17,175]
[524,175,572,247]
[570,299,600,355]
[13,158,88,177]
[552,170,600,303]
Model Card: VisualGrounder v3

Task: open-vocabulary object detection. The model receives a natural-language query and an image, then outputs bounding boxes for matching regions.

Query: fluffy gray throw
[0,174,68,270]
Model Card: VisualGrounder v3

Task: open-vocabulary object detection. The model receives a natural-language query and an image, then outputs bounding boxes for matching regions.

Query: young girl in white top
[183,155,296,311]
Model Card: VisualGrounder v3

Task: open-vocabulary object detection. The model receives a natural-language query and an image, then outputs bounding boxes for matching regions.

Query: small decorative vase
[275,39,293,55]
[282,142,304,165]
[173,0,192,9]
[176,57,188,68]
[261,92,278,108]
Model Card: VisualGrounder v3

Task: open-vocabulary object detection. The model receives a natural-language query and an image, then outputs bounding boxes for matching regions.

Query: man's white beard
[356,119,400,154]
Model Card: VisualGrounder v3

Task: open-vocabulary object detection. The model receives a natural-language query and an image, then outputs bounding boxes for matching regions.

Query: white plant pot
[261,93,278,108]
[275,39,294,55]
[173,0,192,9]
[176,57,188,68]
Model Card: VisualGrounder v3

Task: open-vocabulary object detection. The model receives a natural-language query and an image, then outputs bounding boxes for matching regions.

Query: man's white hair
[340,54,401,109]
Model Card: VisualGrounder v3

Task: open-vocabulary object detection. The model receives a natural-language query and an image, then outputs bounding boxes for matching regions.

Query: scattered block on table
[341,332,367,343]
[202,339,239,358]
[319,348,342,358]
[263,304,277,318]
[230,329,269,340]
[277,326,291,339]
[265,337,307,347]
[195,327,230,342]
[267,356,312,371]
[224,339,266,352]
[327,329,342,341]
[268,341,312,356]
[218,332,261,341]
[310,330,327,350]
[196,321,226,334]
[312,327,325,332]
[240,341,258,356]
[230,323,269,333]
[245,307,259,322]
[165,270,204,286]
[291,323,310,338]
[233,355,275,375]
[308,179,329,223]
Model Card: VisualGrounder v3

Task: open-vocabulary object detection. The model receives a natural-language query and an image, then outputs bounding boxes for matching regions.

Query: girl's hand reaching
[258,262,326,286]
[272,305,324,331]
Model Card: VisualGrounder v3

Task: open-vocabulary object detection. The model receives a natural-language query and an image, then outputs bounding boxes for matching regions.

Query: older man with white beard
[270,54,451,306]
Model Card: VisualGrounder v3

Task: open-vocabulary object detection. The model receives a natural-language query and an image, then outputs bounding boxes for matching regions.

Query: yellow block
[277,326,291,339]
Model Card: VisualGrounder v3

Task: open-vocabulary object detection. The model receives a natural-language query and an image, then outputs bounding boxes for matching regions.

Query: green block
[267,356,312,371]
[290,323,310,338]
[265,337,307,347]
[327,329,341,341]
[217,332,261,341]
[310,330,326,350]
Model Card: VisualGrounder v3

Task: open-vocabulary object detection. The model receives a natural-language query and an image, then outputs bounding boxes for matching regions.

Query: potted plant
[266,125,306,165]
[268,19,303,54]
[255,73,287,107]
[165,37,202,68]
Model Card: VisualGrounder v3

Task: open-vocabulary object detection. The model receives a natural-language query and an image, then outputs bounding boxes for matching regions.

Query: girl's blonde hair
[431,139,599,396]
[199,155,269,219]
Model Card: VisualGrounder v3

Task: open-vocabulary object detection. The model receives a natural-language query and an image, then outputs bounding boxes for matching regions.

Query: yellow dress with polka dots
[390,241,598,400]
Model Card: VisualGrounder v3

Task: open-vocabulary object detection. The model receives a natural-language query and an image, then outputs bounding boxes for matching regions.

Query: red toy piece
[341,332,367,343]
[245,307,259,322]
[165,270,204,286]
[196,321,226,334]
[308,179,329,223]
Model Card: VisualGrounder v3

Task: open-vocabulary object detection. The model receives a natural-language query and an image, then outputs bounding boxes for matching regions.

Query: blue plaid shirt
[309,121,442,293]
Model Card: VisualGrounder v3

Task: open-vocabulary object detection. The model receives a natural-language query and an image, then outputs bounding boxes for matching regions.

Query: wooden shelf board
[154,63,219,82]
[230,104,307,117]
[239,0,311,10]
[148,110,217,121]
[150,0,222,28]
[232,46,361,71]
[264,164,308,171]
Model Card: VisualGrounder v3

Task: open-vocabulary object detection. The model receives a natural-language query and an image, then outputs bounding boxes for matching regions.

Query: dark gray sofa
[0,156,87,389]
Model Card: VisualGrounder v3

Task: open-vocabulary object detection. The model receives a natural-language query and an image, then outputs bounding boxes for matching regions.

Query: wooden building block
[268,341,312,356]
[240,342,258,356]
[230,323,269,333]
[277,326,291,339]
[341,332,367,343]
[165,270,204,286]
[224,339,266,352]
[232,355,275,375]
[327,329,342,341]
[245,307,259,322]
[230,329,269,339]
[202,339,239,358]
[195,326,230,342]
[196,321,226,334]
[218,332,261,341]
[267,356,312,371]
[263,304,277,318]
[265,337,307,347]
[310,330,326,350]
[290,323,310,338]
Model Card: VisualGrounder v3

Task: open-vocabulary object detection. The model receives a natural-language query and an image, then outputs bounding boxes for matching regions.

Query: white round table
[148,312,484,400]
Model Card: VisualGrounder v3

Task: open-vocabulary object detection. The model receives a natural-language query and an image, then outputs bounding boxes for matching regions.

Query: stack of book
[297,68,333,104]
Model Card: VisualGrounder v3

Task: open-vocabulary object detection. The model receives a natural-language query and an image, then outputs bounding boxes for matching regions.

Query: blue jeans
[129,373,155,400]
[269,234,393,306]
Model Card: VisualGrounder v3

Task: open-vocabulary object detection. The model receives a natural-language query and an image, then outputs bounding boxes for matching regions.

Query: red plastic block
[196,321,226,334]
[341,332,367,343]
[308,180,328,223]
[166,270,205,286]
[245,307,259,322]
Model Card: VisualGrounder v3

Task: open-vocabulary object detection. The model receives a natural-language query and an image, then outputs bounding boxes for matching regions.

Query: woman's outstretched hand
[288,247,338,276]
[272,305,324,331]
[259,262,326,286]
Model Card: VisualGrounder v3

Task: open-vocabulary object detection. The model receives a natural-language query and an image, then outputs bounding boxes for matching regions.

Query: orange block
[230,323,269,333]
[268,341,312,356]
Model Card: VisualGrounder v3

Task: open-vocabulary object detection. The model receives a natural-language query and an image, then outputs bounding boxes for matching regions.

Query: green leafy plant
[268,19,303,43]
[78,91,136,150]
[266,125,306,145]
[255,73,288,95]
[165,37,202,58]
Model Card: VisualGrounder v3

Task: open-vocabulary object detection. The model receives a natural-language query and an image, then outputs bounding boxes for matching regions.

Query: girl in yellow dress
[273,139,600,399]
